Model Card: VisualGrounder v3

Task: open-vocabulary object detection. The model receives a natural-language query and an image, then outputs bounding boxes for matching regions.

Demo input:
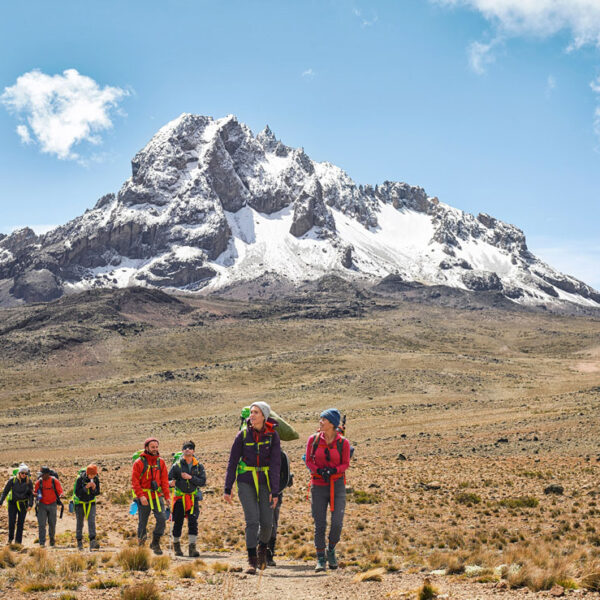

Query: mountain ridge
[1,112,598,309]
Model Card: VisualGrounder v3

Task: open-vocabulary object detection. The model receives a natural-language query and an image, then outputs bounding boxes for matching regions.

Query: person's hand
[327,467,337,475]
[169,480,175,487]
[139,496,149,506]
[223,493,233,504]
[181,472,192,480]
[270,494,278,508]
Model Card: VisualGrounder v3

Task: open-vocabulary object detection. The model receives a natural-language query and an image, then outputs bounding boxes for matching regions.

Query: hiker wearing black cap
[0,463,34,545]
[306,408,351,572]
[224,401,281,574]
[168,440,206,557]
[131,437,171,554]
[34,466,64,547]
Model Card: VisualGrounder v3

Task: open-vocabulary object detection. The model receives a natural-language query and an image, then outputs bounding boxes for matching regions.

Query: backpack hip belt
[140,488,162,512]
[75,499,95,520]
[236,461,270,498]
[172,487,197,515]
[310,472,345,512]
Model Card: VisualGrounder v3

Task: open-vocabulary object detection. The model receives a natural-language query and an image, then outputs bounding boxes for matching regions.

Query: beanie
[320,408,341,429]
[250,402,271,421]
[18,463,29,474]
[86,464,98,478]
[144,437,159,448]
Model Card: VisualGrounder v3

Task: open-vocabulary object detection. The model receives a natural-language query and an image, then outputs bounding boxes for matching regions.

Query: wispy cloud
[1,68,129,161]
[546,74,557,95]
[302,68,315,78]
[468,37,503,75]
[435,1,600,49]
[352,8,378,28]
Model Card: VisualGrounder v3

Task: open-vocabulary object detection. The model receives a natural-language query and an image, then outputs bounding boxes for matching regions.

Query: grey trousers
[75,502,96,541]
[37,502,57,545]
[238,481,273,548]
[311,479,346,550]
[137,496,166,540]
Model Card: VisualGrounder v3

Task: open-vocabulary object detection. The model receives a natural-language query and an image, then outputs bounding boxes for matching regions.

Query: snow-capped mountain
[1,113,598,308]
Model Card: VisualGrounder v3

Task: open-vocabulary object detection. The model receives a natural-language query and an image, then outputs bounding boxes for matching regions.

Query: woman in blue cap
[305,408,351,572]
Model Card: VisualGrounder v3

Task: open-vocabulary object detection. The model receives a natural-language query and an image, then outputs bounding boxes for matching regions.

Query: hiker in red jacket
[34,466,63,547]
[305,408,351,572]
[131,437,170,554]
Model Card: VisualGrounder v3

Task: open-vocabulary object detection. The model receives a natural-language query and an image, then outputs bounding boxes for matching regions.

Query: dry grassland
[0,288,599,598]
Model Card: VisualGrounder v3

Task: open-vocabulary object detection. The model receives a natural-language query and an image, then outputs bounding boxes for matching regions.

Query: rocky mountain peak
[0,113,598,309]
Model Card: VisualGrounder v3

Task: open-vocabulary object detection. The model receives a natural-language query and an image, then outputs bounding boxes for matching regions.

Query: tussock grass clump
[352,489,381,504]
[428,551,466,574]
[152,555,171,571]
[352,567,385,582]
[24,548,55,575]
[117,546,150,571]
[0,547,18,568]
[121,581,161,600]
[58,553,87,576]
[59,594,78,600]
[581,561,600,591]
[417,579,438,599]
[175,563,196,578]
[455,492,481,505]
[212,561,230,573]
[89,579,122,589]
[19,579,58,592]
[498,496,539,509]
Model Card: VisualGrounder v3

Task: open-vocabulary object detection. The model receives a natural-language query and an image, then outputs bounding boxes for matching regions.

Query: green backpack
[240,406,299,441]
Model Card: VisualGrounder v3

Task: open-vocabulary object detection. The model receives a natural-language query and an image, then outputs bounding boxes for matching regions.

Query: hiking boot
[257,543,268,570]
[49,538,55,547]
[188,543,199,558]
[77,539,84,551]
[266,548,276,567]
[246,555,258,575]
[150,535,163,555]
[326,547,338,570]
[173,541,183,557]
[138,535,147,547]
[315,553,327,572]
[90,539,100,551]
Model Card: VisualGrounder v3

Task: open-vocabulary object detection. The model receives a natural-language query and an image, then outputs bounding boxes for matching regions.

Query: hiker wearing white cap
[0,464,34,545]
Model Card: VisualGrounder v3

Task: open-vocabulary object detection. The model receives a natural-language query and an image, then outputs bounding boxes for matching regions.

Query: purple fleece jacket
[224,419,281,496]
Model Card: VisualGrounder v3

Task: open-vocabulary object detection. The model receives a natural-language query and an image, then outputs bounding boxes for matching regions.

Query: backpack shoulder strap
[51,477,59,502]
[337,436,346,459]
[310,432,321,460]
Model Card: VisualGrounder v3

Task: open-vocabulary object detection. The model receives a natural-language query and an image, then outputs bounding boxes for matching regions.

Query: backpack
[240,406,299,441]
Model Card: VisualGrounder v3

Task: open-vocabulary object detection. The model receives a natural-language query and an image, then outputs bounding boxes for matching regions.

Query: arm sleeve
[160,459,170,500]
[93,477,101,498]
[305,434,319,474]
[28,480,34,507]
[75,476,86,499]
[34,479,40,494]
[224,432,243,494]
[0,479,12,504]
[168,463,178,481]
[335,438,351,475]
[191,463,206,488]
[269,432,281,496]
[131,460,144,498]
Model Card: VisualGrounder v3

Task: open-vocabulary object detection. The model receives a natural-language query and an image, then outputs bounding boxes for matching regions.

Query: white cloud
[16,124,32,144]
[529,236,600,291]
[302,68,315,78]
[353,8,378,27]
[435,1,600,49]
[468,38,502,74]
[1,69,128,160]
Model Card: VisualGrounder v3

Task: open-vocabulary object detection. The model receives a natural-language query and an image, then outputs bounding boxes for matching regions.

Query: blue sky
[1,0,599,288]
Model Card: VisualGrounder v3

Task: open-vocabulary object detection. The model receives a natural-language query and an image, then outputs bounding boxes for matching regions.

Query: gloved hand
[316,468,330,482]
[326,467,337,475]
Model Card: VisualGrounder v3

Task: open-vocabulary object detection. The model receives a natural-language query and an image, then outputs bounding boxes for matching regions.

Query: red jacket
[305,432,351,486]
[131,452,170,500]
[34,477,63,504]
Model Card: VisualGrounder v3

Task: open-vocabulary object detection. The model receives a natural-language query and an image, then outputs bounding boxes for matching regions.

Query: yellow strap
[141,488,161,512]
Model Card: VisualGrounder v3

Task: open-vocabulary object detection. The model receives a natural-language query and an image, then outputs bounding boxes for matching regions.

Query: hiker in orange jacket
[131,437,170,554]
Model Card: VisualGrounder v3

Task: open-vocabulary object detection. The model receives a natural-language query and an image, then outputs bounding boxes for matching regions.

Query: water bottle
[68,500,74,513]
[129,500,138,516]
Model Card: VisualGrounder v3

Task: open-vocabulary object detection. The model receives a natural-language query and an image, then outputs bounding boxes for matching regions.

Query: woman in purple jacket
[224,402,281,574]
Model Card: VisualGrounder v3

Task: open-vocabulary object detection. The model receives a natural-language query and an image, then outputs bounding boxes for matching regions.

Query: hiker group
[1,404,351,574]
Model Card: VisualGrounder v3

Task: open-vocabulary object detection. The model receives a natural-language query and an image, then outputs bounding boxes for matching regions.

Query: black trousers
[172,498,198,538]
[8,501,28,543]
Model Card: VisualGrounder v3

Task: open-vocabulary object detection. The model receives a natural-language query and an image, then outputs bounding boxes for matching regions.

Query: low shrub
[121,581,161,600]
[117,547,150,571]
